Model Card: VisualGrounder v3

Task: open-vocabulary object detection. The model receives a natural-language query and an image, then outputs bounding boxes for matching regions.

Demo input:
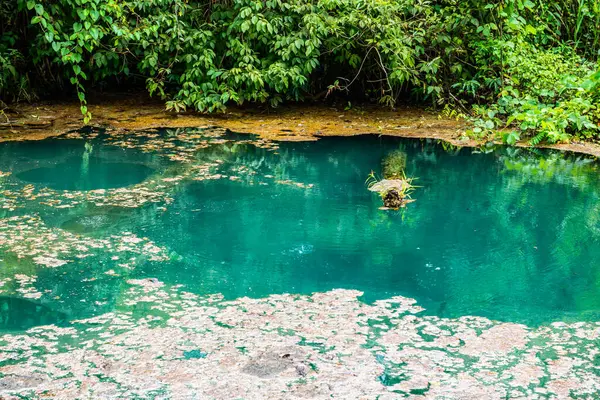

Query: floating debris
[367,149,419,209]
[0,285,598,398]
[0,128,310,214]
[366,148,419,209]
[274,180,315,189]
[0,215,170,268]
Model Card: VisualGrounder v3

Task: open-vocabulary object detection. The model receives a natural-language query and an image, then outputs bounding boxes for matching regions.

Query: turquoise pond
[1,128,600,329]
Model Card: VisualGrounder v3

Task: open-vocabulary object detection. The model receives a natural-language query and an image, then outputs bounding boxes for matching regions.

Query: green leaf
[504,131,520,145]
[525,25,537,35]
[34,4,43,15]
[523,0,535,9]
[77,9,89,20]
[73,23,82,33]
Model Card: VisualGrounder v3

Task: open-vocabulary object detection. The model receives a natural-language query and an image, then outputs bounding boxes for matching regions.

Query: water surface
[0,129,599,328]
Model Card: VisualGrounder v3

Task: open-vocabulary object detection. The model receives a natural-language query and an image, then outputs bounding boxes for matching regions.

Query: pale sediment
[0,282,598,399]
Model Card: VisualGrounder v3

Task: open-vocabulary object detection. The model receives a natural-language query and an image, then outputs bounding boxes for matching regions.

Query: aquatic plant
[367,170,417,210]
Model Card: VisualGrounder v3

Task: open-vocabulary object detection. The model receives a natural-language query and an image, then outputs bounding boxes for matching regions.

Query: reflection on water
[0,130,600,327]
[0,296,67,331]
[5,138,159,191]
[17,160,155,191]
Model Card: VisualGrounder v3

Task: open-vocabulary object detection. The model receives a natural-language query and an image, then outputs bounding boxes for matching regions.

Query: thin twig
[337,46,374,91]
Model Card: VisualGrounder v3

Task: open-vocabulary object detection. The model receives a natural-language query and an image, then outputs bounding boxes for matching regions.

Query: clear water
[1,130,600,329]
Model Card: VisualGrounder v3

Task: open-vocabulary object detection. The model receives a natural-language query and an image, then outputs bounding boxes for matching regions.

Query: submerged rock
[61,214,114,234]
[242,347,302,378]
[0,296,67,330]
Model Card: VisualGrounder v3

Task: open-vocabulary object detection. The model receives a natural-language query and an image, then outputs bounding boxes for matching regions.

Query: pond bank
[3,97,600,157]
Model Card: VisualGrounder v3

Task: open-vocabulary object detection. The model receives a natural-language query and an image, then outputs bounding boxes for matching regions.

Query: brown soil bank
[2,96,600,157]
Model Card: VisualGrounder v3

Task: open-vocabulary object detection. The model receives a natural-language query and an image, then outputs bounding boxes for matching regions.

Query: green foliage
[0,1,25,102]
[469,45,600,144]
[365,171,379,190]
[0,0,599,145]
[444,0,600,144]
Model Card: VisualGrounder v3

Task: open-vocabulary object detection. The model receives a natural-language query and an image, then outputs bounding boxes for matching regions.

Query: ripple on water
[60,214,115,234]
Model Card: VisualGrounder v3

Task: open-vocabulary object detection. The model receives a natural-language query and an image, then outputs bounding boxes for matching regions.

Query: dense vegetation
[1,0,600,144]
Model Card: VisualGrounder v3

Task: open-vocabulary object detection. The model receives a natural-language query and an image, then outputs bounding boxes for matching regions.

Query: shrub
[0,0,599,144]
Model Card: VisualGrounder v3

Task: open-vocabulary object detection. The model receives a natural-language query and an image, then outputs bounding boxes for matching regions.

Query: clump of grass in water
[367,150,418,209]
[366,170,417,209]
